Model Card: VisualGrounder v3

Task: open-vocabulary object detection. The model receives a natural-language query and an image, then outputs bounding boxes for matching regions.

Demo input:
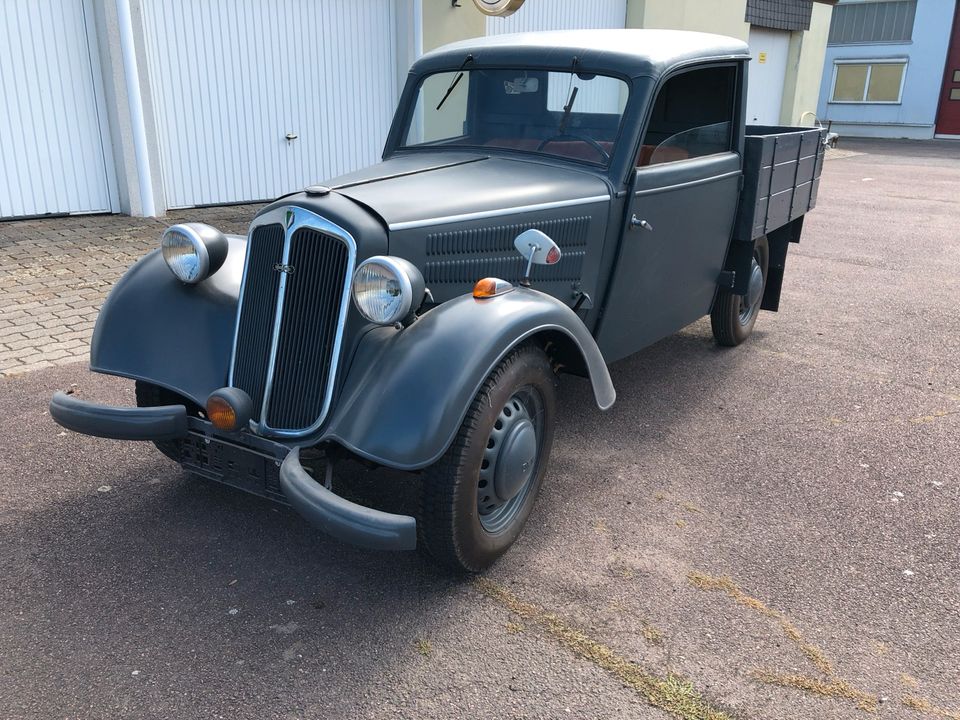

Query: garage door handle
[630,215,653,232]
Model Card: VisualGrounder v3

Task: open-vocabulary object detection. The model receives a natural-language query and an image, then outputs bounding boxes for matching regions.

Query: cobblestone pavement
[0,204,263,376]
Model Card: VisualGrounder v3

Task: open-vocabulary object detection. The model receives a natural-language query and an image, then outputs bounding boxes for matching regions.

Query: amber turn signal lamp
[207,396,237,431]
[205,387,254,432]
[472,277,514,298]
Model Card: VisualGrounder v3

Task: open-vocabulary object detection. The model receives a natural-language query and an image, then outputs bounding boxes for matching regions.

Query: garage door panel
[0,0,116,218]
[142,0,398,209]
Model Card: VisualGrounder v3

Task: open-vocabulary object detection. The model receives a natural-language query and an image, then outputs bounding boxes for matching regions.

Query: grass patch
[688,571,833,675]
[474,578,731,720]
[900,673,920,689]
[903,695,960,720]
[753,670,878,712]
[415,639,432,657]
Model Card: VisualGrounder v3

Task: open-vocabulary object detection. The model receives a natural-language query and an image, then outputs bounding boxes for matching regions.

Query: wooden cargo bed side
[734,126,827,243]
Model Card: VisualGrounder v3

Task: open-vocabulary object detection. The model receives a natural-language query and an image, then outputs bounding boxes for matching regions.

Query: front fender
[90,237,246,405]
[320,288,615,470]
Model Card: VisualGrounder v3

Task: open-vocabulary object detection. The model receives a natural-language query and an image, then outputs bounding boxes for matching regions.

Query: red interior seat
[637,144,690,166]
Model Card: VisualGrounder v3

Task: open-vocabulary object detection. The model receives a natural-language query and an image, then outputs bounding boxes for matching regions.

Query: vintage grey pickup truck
[51,30,825,571]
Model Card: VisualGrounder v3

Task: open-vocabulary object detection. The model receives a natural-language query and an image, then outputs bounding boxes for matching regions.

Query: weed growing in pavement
[474,578,731,720]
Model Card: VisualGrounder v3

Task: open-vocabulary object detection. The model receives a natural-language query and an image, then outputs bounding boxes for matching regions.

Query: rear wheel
[711,235,769,346]
[418,344,557,573]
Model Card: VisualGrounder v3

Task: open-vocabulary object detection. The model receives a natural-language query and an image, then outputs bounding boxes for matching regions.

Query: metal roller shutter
[0,0,118,218]
[141,0,399,208]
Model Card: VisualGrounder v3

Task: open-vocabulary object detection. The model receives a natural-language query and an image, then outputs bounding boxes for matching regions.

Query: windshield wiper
[436,54,473,111]
[558,86,579,135]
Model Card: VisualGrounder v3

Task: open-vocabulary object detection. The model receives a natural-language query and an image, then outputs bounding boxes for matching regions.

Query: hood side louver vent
[423,216,589,286]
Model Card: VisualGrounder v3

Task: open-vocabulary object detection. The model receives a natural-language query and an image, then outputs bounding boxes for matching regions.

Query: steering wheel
[536,134,611,162]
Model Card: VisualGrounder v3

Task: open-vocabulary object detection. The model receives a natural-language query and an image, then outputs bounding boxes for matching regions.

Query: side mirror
[514,229,561,287]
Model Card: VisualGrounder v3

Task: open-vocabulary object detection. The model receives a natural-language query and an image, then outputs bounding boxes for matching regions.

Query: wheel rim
[477,386,544,534]
[738,254,764,326]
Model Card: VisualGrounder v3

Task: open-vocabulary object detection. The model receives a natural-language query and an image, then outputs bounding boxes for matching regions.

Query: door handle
[630,214,654,232]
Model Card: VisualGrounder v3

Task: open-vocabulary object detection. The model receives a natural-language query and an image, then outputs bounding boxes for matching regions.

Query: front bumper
[49,391,417,551]
[50,390,187,440]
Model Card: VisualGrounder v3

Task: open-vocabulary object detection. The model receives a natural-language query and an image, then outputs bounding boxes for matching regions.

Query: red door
[937,3,960,135]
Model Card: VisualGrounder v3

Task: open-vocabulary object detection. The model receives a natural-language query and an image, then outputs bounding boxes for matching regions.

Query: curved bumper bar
[50,391,188,441]
[279,447,417,552]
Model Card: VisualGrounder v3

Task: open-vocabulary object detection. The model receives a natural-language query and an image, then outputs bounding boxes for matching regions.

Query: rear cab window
[401,67,630,167]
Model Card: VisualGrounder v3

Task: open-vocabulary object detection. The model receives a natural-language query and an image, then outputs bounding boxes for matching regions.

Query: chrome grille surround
[228,206,357,438]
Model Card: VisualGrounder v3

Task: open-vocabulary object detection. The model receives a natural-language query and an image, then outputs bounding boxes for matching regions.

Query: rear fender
[320,288,615,470]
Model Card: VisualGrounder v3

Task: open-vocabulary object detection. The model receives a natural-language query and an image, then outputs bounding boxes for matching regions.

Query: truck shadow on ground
[0,324,748,713]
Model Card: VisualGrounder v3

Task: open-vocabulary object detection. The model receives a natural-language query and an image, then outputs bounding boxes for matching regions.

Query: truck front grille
[230,210,354,436]
[231,223,284,414]
[265,228,350,429]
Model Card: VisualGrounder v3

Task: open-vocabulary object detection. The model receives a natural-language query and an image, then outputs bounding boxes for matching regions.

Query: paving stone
[0,203,263,373]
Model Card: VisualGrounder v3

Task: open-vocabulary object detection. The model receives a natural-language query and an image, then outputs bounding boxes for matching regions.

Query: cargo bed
[735,126,827,242]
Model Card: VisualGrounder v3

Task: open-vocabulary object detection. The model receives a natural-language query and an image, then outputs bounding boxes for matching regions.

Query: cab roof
[414,29,750,79]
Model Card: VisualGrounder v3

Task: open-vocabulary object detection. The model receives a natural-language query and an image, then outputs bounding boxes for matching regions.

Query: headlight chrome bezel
[352,256,425,326]
[160,223,228,284]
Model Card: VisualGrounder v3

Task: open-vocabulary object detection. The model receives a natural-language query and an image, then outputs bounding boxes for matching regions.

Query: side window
[638,66,737,167]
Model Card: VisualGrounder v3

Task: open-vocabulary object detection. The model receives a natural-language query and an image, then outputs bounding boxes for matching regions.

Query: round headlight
[352,256,425,326]
[161,223,228,284]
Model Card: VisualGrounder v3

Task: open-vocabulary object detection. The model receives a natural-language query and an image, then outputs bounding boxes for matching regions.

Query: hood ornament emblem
[284,209,296,228]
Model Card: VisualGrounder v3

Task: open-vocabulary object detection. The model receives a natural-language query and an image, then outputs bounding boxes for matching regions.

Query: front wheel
[418,344,557,573]
[711,235,769,347]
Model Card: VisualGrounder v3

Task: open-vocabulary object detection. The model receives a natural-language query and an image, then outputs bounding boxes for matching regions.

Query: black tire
[418,344,558,573]
[134,381,196,462]
[711,235,769,347]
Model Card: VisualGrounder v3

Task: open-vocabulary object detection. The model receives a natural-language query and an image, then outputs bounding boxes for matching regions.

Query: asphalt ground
[1,139,958,719]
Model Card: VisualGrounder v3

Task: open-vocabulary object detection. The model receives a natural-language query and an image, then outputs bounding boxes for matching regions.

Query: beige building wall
[780,2,834,125]
[421,0,486,53]
[626,0,750,42]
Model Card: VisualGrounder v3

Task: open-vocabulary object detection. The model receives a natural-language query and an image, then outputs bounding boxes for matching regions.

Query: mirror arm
[521,245,539,287]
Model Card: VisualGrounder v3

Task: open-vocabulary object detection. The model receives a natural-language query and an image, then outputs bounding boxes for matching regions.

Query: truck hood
[319,152,611,231]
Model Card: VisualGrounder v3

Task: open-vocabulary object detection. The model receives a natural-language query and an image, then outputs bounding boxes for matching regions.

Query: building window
[828,0,916,45]
[830,60,906,103]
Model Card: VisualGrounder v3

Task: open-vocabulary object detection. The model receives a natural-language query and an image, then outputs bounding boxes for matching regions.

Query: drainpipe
[116,0,156,217]
[413,0,423,59]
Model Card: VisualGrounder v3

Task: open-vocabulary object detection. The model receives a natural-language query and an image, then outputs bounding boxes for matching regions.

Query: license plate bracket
[180,431,287,504]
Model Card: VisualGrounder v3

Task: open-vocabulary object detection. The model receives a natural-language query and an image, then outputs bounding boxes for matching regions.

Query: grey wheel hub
[739,256,764,325]
[478,393,539,533]
[494,418,536,502]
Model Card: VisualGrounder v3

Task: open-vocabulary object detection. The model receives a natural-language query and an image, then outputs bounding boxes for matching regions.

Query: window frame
[395,66,633,171]
[826,0,917,47]
[633,61,742,173]
[828,58,908,104]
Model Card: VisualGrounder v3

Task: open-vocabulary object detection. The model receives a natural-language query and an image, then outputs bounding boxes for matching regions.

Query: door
[0,0,118,218]
[745,26,790,125]
[936,3,960,136]
[595,65,742,363]
[140,0,399,208]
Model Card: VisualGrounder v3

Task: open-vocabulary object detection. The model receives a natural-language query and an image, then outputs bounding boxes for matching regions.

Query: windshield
[401,68,629,167]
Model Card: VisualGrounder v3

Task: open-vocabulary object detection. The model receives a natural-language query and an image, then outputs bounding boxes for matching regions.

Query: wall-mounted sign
[758,52,768,64]
[472,0,525,17]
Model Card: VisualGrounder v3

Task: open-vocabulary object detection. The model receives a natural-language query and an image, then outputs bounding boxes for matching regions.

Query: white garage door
[141,0,399,209]
[485,0,626,35]
[0,0,118,218]
[745,26,791,125]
